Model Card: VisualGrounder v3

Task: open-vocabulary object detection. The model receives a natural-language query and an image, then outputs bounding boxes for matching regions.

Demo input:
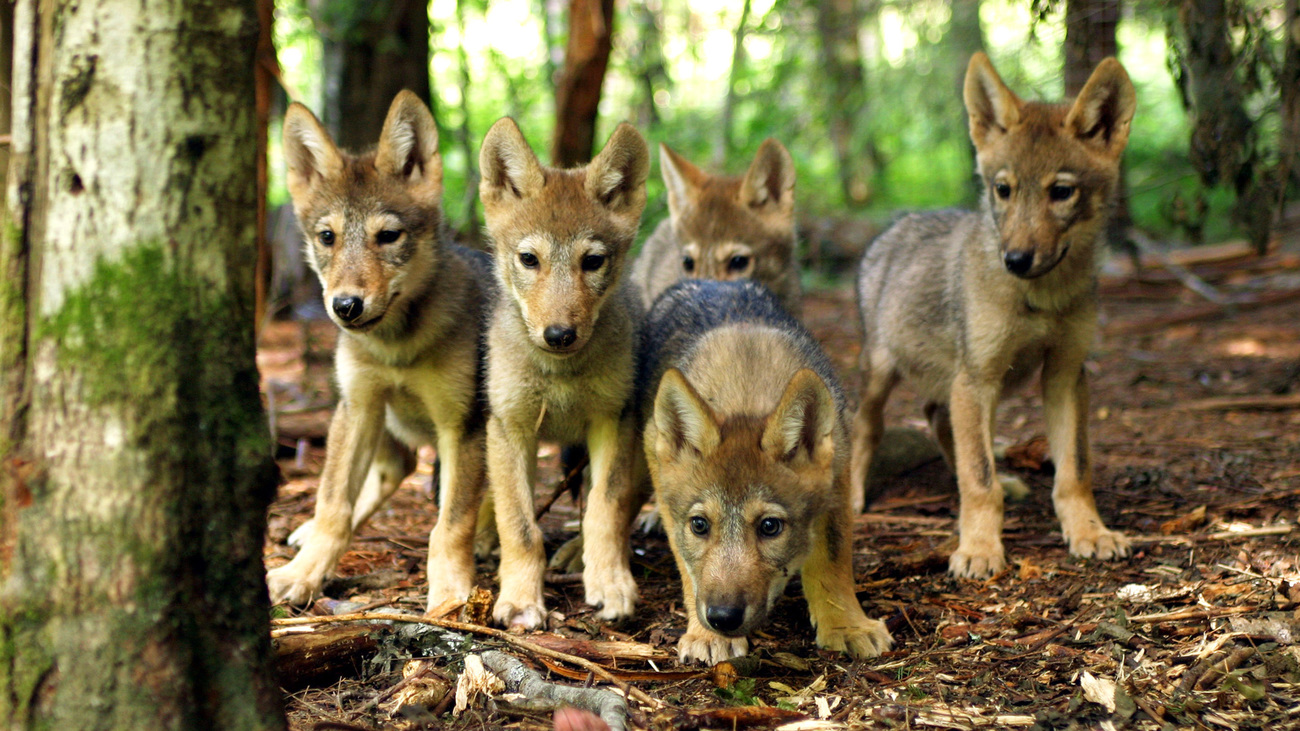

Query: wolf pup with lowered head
[630,140,801,315]
[850,53,1135,578]
[267,92,496,610]
[479,118,650,628]
[644,279,893,664]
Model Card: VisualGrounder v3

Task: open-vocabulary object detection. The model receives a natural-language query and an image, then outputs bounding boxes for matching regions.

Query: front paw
[425,563,474,611]
[678,626,748,665]
[583,561,638,621]
[286,519,315,548]
[948,539,1006,579]
[1066,525,1131,561]
[492,597,547,629]
[817,617,893,659]
[267,562,323,606]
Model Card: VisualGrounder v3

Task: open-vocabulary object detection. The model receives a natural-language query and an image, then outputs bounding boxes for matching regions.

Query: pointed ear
[283,103,343,203]
[660,143,705,218]
[964,52,1023,149]
[761,369,836,469]
[586,122,649,217]
[1065,57,1136,159]
[653,369,720,462]
[375,90,442,200]
[738,138,795,213]
[479,116,545,203]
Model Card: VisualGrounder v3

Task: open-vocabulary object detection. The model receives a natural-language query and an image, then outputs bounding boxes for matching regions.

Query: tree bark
[815,0,875,207]
[313,0,432,151]
[254,0,277,335]
[455,0,482,246]
[717,0,753,167]
[551,0,615,168]
[0,0,284,728]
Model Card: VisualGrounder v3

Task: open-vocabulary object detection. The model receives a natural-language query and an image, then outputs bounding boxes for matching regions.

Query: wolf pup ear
[586,122,649,217]
[375,90,443,201]
[479,117,545,203]
[1066,57,1136,159]
[654,369,721,461]
[964,52,1023,150]
[739,138,795,213]
[659,143,705,218]
[762,369,836,470]
[283,103,343,203]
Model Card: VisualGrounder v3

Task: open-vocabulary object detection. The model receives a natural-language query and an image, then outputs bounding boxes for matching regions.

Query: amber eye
[519,252,539,268]
[690,516,710,536]
[994,182,1012,200]
[727,255,750,272]
[758,517,784,538]
[581,254,606,272]
[376,229,402,244]
[1048,184,1075,202]
[317,230,335,247]
[682,255,695,273]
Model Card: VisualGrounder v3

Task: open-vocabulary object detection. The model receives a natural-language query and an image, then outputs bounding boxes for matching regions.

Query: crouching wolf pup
[479,117,650,628]
[850,53,1136,578]
[268,92,496,609]
[644,279,893,664]
[630,140,801,315]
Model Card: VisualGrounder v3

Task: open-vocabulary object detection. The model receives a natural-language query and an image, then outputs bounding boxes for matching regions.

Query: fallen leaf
[1161,505,1208,535]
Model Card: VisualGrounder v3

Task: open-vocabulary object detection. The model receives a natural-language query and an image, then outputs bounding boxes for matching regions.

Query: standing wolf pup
[645,279,893,664]
[268,92,496,610]
[850,53,1136,578]
[630,140,801,315]
[479,118,650,628]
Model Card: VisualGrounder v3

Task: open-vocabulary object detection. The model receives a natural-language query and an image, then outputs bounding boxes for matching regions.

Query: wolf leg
[848,352,898,512]
[580,414,641,621]
[426,426,487,609]
[947,370,1007,578]
[802,505,892,659]
[926,402,1028,502]
[489,416,548,628]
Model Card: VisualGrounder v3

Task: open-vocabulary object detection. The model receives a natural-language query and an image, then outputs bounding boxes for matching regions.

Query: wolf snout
[543,325,578,349]
[1003,250,1034,277]
[704,602,747,635]
[332,295,365,323]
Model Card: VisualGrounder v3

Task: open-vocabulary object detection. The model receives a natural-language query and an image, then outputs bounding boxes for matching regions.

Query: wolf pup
[267,91,496,610]
[630,140,801,315]
[478,118,650,628]
[849,53,1135,578]
[644,279,893,664]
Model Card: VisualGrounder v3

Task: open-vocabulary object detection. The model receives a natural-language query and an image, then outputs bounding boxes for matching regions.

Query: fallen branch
[482,650,628,731]
[1103,288,1300,336]
[1128,230,1235,304]
[269,611,662,709]
[1173,394,1300,412]
[1130,524,1293,546]
[1126,606,1259,624]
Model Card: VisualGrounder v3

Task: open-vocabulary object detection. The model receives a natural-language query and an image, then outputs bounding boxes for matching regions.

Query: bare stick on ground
[482,650,627,731]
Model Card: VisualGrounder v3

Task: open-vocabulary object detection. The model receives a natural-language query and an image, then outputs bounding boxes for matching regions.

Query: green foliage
[715,676,760,706]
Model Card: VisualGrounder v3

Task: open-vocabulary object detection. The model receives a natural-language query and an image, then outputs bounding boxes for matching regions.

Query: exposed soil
[261,257,1300,731]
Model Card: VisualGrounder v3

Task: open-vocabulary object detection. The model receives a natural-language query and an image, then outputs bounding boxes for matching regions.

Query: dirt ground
[261,248,1300,731]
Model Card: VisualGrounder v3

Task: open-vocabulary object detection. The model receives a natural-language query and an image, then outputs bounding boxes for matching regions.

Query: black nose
[1004,250,1034,276]
[332,296,364,323]
[543,325,577,349]
[705,603,746,634]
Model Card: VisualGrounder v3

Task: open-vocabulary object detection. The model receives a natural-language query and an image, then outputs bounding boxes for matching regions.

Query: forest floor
[261,244,1300,731]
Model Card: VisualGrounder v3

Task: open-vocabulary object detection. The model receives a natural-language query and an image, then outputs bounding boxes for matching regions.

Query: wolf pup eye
[727,255,750,273]
[690,516,710,536]
[376,229,402,244]
[581,254,606,272]
[519,252,539,269]
[1048,184,1075,202]
[994,182,1012,200]
[758,517,784,538]
[682,255,695,273]
[317,230,335,247]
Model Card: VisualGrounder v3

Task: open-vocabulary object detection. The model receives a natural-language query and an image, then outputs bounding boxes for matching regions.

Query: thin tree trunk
[717,0,753,167]
[551,0,615,167]
[0,0,283,727]
[816,0,875,207]
[455,0,481,245]
[1274,0,1300,214]
[948,0,984,203]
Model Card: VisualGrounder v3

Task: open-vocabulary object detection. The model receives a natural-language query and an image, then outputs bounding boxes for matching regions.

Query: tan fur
[850,53,1136,578]
[267,92,495,610]
[647,318,890,665]
[479,117,651,628]
[630,140,802,314]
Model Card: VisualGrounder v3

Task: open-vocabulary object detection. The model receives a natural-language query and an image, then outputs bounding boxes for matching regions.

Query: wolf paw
[948,543,1006,579]
[492,598,547,630]
[286,519,315,548]
[473,521,500,559]
[678,627,748,665]
[636,507,665,535]
[583,563,638,621]
[548,535,584,573]
[425,566,474,611]
[817,618,893,659]
[997,473,1030,502]
[266,563,323,606]
[1066,527,1131,561]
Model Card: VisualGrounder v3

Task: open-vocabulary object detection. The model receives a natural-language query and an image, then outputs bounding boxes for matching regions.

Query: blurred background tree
[264,0,1299,313]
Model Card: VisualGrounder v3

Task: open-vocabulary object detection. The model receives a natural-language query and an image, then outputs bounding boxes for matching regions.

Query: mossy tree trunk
[0,0,284,729]
[551,0,615,167]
